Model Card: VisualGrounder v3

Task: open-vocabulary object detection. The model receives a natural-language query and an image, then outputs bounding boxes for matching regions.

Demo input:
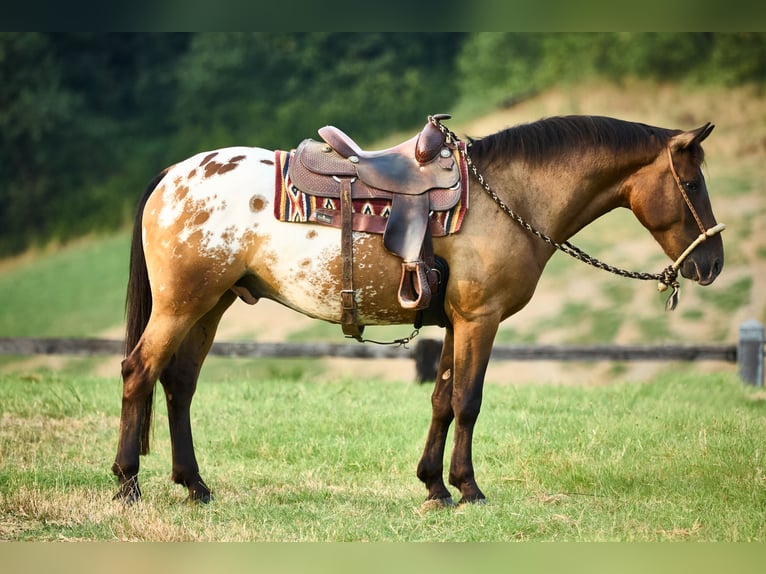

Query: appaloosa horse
[112,115,723,506]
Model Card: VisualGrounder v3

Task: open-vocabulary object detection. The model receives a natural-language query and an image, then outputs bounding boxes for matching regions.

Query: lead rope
[429,115,725,312]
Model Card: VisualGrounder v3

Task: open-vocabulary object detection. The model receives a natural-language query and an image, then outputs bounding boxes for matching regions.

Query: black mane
[468,115,675,166]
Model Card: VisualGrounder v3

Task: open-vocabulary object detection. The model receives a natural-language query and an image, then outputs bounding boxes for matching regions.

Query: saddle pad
[273,147,469,236]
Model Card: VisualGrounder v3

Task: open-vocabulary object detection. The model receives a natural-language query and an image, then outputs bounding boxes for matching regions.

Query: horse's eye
[684,181,699,193]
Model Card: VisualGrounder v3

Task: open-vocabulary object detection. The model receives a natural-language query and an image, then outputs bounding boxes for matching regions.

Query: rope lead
[429,115,726,313]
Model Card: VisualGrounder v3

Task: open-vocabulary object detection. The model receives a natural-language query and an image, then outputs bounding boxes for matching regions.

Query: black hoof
[113,477,141,505]
[185,492,213,504]
[186,479,213,504]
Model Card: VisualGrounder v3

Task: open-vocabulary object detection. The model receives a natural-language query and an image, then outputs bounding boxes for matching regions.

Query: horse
[112,115,724,506]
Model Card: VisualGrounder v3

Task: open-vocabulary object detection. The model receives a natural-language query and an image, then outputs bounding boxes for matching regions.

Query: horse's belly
[253,218,415,326]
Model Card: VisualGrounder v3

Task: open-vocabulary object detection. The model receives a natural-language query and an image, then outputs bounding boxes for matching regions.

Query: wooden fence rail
[1,319,762,386]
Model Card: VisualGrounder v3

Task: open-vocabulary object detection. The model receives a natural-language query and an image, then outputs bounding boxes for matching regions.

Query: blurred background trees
[1,32,764,256]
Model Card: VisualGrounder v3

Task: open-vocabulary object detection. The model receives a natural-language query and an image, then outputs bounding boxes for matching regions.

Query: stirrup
[398,261,432,310]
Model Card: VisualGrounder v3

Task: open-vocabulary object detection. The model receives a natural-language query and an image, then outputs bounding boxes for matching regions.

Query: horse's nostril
[712,259,722,277]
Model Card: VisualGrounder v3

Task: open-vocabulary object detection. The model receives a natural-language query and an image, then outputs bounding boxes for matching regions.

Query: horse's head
[627,123,724,286]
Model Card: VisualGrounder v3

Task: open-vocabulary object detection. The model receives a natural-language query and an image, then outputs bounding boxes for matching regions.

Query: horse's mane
[468,115,678,166]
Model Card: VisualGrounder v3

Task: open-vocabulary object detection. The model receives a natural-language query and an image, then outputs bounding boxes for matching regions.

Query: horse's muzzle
[682,252,723,286]
[673,223,724,287]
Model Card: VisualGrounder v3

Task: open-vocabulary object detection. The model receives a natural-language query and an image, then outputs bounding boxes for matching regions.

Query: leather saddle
[288,114,461,339]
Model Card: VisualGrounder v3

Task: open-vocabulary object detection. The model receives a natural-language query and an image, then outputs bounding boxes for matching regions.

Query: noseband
[430,115,725,311]
[661,144,726,294]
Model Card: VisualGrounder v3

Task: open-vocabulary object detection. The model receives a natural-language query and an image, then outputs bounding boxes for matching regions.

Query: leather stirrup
[397,260,432,310]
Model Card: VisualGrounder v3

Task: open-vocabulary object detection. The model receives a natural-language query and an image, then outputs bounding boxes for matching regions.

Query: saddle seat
[320,113,449,164]
[317,112,454,195]
[287,114,463,339]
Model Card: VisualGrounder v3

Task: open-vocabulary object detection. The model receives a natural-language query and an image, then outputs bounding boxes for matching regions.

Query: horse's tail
[125,168,168,456]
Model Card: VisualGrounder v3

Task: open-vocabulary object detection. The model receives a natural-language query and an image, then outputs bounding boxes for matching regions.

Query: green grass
[0,232,130,337]
[1,370,765,541]
[636,315,676,340]
[698,276,753,313]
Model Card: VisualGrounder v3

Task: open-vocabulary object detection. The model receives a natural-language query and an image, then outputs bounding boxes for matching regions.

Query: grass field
[1,369,765,541]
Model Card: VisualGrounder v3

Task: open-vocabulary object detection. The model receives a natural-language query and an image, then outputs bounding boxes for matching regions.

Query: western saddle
[288,114,462,340]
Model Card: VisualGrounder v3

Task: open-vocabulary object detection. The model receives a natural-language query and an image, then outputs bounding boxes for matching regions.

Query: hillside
[2,81,764,384]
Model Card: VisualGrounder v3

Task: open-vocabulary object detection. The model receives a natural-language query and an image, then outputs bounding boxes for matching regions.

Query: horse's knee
[430,394,454,423]
[452,395,481,427]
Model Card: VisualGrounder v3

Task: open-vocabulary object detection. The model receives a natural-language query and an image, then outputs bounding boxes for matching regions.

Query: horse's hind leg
[159,291,236,503]
[113,312,200,503]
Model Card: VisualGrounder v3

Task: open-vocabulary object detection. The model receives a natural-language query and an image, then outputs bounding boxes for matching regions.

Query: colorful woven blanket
[273,148,469,236]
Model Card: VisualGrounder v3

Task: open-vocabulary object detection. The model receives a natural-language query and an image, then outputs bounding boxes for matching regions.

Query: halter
[662,145,726,298]
[429,115,725,311]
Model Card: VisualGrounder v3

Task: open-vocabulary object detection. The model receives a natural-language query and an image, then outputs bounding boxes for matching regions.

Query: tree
[0,33,190,255]
[708,33,766,85]
[0,33,80,253]
[171,33,464,154]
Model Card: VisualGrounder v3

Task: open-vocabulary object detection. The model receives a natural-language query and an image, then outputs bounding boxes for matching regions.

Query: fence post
[738,320,765,387]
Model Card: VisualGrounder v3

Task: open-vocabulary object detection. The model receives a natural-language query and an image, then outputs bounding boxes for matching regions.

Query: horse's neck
[513,151,651,243]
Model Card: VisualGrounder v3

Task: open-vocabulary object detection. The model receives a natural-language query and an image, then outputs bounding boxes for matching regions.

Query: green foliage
[455,32,763,111]
[600,33,714,81]
[707,33,766,85]
[697,276,753,313]
[171,33,462,153]
[0,33,190,255]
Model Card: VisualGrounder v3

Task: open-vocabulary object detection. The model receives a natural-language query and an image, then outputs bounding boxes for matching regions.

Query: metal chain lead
[430,115,679,291]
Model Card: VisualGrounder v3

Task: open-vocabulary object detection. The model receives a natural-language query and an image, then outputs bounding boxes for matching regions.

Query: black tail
[125,169,168,456]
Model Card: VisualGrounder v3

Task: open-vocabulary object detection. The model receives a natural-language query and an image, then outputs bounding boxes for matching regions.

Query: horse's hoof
[113,480,141,506]
[186,481,213,504]
[185,492,213,505]
[418,497,455,513]
[457,496,487,507]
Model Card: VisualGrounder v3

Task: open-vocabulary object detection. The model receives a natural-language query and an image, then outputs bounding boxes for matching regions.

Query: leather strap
[339,178,364,340]
[666,145,707,235]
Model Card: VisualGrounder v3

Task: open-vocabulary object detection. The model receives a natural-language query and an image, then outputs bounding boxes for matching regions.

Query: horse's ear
[670,123,715,150]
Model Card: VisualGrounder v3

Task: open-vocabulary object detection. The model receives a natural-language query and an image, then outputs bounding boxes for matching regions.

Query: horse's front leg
[416,327,456,505]
[447,316,498,504]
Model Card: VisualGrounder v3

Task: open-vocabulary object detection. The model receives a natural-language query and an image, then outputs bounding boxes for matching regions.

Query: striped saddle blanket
[273,148,469,237]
